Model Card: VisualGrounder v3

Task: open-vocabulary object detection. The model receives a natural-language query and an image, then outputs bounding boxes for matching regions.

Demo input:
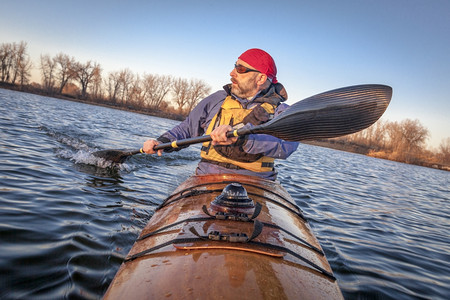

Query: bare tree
[104,69,134,104]
[141,73,157,108]
[438,137,450,165]
[73,60,101,99]
[142,74,173,109]
[155,75,173,109]
[40,54,57,94]
[118,69,134,104]
[186,79,210,113]
[16,54,33,87]
[172,77,190,113]
[128,74,145,107]
[0,43,9,82]
[9,42,32,86]
[89,65,103,100]
[386,121,402,148]
[0,43,13,82]
[54,53,75,94]
[399,119,429,153]
[0,42,31,85]
[106,71,122,103]
[371,119,388,149]
[10,42,25,84]
[384,119,429,163]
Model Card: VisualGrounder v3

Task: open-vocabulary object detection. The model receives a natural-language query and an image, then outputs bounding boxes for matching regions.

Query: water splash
[40,125,131,169]
[57,148,118,168]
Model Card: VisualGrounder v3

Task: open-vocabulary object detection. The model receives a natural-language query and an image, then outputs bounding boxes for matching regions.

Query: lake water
[0,88,448,299]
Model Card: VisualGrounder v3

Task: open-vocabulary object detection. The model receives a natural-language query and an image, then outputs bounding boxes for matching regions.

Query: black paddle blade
[253,84,392,141]
[92,149,141,163]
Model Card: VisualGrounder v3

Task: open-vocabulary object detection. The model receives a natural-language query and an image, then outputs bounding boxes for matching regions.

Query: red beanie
[238,48,278,83]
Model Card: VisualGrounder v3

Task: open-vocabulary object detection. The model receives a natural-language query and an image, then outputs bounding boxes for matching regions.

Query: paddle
[93,84,392,163]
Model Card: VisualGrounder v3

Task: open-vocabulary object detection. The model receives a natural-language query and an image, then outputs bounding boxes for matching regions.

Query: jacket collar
[223,82,288,106]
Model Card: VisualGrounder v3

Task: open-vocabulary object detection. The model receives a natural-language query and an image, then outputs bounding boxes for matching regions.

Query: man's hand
[211,125,238,146]
[143,139,163,156]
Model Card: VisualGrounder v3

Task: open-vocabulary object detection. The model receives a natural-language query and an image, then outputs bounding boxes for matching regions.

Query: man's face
[230,59,260,99]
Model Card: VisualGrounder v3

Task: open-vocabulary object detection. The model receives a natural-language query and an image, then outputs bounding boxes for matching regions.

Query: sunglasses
[234,64,260,74]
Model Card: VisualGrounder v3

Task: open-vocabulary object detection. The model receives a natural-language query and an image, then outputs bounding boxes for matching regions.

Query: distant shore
[304,140,449,171]
[0,83,185,121]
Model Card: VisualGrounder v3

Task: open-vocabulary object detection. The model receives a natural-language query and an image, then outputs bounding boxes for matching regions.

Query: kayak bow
[104,174,343,299]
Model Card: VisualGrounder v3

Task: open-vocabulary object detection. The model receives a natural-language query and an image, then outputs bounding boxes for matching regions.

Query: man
[142,48,298,180]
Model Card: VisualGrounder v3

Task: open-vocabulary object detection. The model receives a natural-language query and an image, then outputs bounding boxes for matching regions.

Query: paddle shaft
[153,128,252,151]
[91,130,248,163]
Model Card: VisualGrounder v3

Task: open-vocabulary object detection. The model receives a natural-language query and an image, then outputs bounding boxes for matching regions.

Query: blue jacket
[159,85,299,180]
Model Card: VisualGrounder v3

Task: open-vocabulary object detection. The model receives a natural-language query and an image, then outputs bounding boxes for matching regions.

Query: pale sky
[1,0,449,148]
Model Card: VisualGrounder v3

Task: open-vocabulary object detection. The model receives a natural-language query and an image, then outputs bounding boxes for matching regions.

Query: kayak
[104,174,343,299]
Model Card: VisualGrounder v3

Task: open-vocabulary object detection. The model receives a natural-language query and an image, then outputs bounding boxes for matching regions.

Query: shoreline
[303,140,449,172]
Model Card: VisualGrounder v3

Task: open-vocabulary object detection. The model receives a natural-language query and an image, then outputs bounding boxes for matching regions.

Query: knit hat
[238,48,278,83]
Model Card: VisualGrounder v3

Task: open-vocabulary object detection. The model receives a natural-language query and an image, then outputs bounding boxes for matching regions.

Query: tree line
[321,118,449,169]
[1,41,448,169]
[1,41,210,117]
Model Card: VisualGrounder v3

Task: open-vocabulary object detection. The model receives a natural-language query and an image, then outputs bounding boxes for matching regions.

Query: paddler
[142,48,299,180]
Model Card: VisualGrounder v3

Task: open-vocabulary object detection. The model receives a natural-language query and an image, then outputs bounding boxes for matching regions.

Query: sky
[1,0,449,148]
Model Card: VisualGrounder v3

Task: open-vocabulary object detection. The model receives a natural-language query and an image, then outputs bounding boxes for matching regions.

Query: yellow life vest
[200,96,276,173]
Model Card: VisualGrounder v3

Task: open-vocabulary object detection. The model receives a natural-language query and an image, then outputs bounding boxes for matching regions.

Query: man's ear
[256,73,268,86]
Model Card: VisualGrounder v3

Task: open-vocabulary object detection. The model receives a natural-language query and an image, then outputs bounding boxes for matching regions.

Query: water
[0,88,448,299]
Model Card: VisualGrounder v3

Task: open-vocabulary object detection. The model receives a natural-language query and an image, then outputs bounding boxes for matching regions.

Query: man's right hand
[211,125,238,146]
[143,139,163,156]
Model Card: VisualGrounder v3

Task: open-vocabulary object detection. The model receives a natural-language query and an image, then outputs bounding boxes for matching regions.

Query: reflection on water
[0,89,449,299]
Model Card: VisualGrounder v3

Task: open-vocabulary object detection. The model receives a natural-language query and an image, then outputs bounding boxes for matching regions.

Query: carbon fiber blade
[254,84,392,141]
